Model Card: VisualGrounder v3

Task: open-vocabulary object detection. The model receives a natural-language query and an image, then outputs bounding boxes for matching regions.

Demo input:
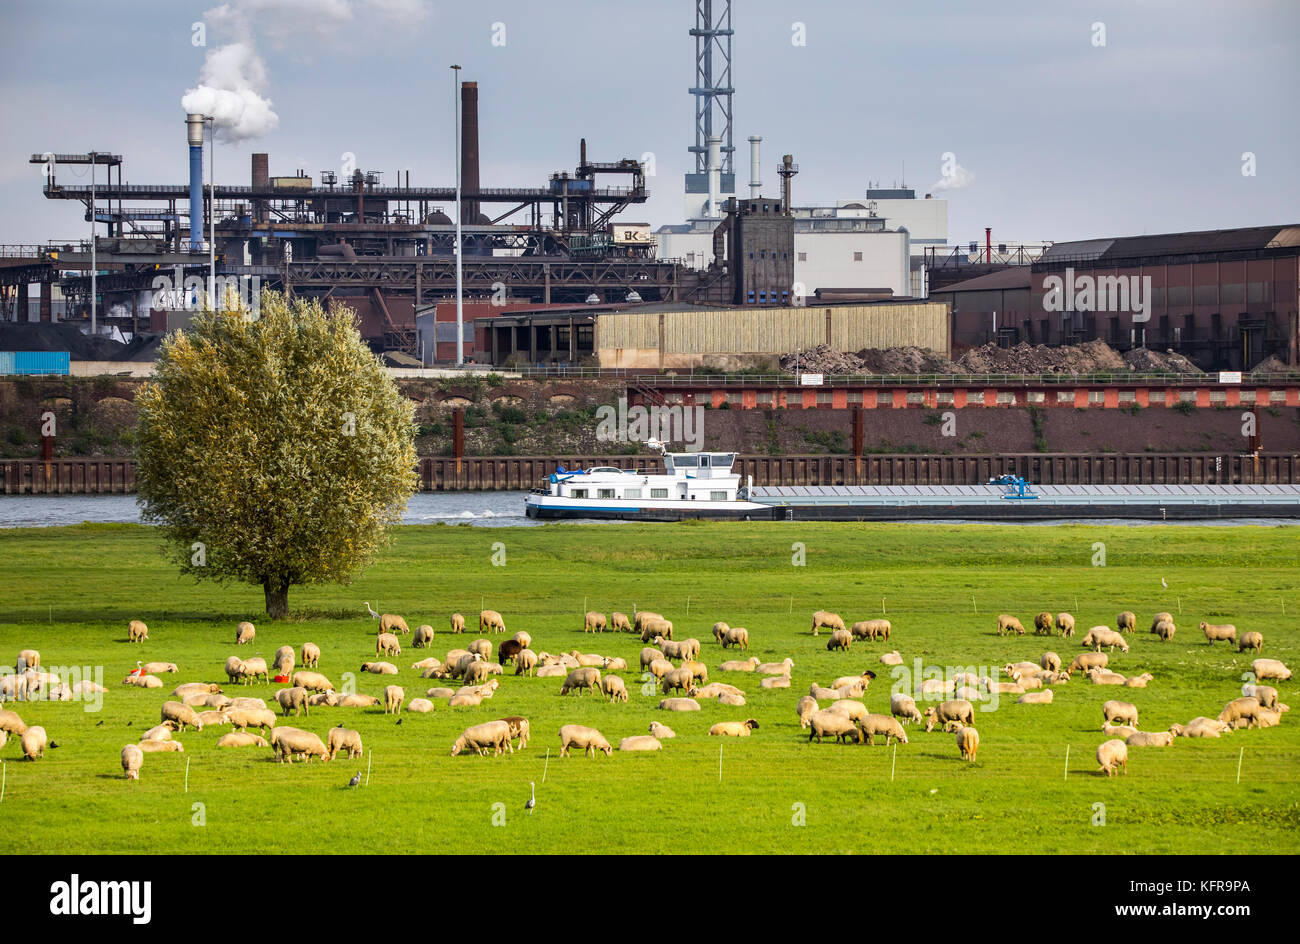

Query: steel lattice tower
[686,1,735,208]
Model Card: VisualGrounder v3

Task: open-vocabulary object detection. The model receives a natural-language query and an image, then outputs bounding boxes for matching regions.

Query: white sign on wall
[799,373,824,386]
[1218,371,1242,384]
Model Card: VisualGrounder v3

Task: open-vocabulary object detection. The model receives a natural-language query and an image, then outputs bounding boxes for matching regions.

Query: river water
[0,493,1293,529]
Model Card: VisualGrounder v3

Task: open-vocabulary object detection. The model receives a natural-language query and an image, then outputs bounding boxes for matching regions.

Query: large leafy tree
[135,291,417,618]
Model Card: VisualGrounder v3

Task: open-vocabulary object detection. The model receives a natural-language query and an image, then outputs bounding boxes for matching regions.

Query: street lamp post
[452,64,464,366]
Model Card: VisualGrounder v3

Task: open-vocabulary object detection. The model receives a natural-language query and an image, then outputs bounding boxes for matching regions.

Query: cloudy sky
[1,0,1296,247]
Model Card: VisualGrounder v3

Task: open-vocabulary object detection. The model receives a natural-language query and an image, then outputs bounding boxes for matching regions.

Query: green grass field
[0,521,1296,854]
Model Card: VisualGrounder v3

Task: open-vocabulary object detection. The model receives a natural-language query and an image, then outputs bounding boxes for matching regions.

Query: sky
[1,0,1297,248]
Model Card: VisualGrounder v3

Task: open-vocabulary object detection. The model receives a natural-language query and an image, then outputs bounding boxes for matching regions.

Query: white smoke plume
[182,43,278,142]
[932,164,975,191]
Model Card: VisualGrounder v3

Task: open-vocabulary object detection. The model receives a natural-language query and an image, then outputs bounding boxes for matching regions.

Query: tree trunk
[263,576,290,619]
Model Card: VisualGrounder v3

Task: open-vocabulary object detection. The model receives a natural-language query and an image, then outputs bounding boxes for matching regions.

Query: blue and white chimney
[186,114,205,249]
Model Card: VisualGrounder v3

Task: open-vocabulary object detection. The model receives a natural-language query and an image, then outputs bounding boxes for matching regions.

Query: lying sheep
[448,693,482,708]
[450,720,512,757]
[1170,717,1232,738]
[890,693,923,725]
[361,661,399,675]
[996,614,1025,636]
[1040,652,1061,673]
[603,657,629,672]
[756,658,794,676]
[412,657,441,671]
[1238,631,1263,653]
[125,674,163,689]
[140,724,173,742]
[272,727,330,764]
[611,612,632,633]
[811,610,845,637]
[1154,620,1176,642]
[291,671,335,693]
[691,682,744,700]
[1034,611,1055,636]
[128,620,149,643]
[1218,696,1264,728]
[796,695,819,728]
[1126,730,1174,747]
[924,700,975,733]
[301,643,320,668]
[1116,611,1136,634]
[500,716,530,750]
[573,651,606,668]
[1082,627,1129,653]
[535,665,566,679]
[880,651,904,667]
[561,667,602,696]
[720,657,761,672]
[955,725,980,762]
[1018,690,1054,704]
[138,739,183,753]
[808,709,858,744]
[327,726,364,759]
[376,632,402,657]
[1102,723,1138,739]
[602,675,629,703]
[760,675,790,689]
[583,611,607,633]
[1066,652,1108,676]
[649,721,676,739]
[985,680,1024,695]
[216,732,268,748]
[619,736,662,752]
[120,744,143,780]
[1102,700,1139,726]
[1056,613,1076,637]
[337,694,380,708]
[142,661,178,675]
[559,724,612,758]
[709,719,760,737]
[717,694,746,707]
[227,696,267,711]
[810,684,844,701]
[1123,673,1154,689]
[479,610,506,634]
[235,621,255,645]
[1251,658,1291,682]
[1097,739,1128,776]
[1088,669,1127,685]
[1200,621,1237,645]
[658,698,700,712]
[307,692,338,707]
[827,629,853,652]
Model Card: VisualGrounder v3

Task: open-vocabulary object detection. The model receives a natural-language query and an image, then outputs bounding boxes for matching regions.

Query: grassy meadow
[0,520,1296,854]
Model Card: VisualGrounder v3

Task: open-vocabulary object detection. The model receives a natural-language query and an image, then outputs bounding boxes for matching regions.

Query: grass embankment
[0,522,1296,854]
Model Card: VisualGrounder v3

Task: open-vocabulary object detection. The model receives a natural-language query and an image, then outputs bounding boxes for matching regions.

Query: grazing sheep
[1252,658,1292,682]
[808,709,858,744]
[760,675,790,689]
[620,736,662,752]
[1096,739,1128,776]
[1102,700,1139,726]
[796,696,819,728]
[0,709,27,737]
[376,633,401,657]
[560,666,602,696]
[1089,669,1128,685]
[661,667,696,695]
[224,707,275,735]
[711,621,730,643]
[1034,611,1054,636]
[602,675,629,703]
[234,657,267,685]
[1017,690,1054,704]
[449,613,466,634]
[721,626,750,650]
[827,699,869,723]
[810,610,846,637]
[275,687,310,717]
[1124,673,1154,689]
[720,657,762,672]
[271,647,295,676]
[1082,627,1129,653]
[327,727,364,759]
[337,694,380,708]
[1238,632,1263,653]
[649,721,676,739]
[658,697,701,712]
[120,744,144,780]
[757,658,795,676]
[128,620,149,643]
[450,720,513,757]
[463,661,495,686]
[558,724,612,758]
[361,661,399,675]
[1243,685,1279,710]
[515,649,538,676]
[996,614,1026,636]
[850,619,891,641]
[1218,696,1264,728]
[160,701,204,732]
[15,649,40,671]
[217,732,268,748]
[640,618,675,643]
[1153,619,1176,642]
[680,660,709,684]
[923,700,975,733]
[1066,652,1108,676]
[880,651,903,666]
[383,685,405,714]
[500,716,530,749]
[611,612,632,633]
[583,611,607,633]
[1126,730,1174,747]
[639,647,662,670]
[300,643,320,668]
[1040,652,1061,673]
[633,611,665,633]
[1056,613,1076,637]
[497,639,524,666]
[956,726,979,762]
[827,628,853,652]
[468,638,493,660]
[1148,611,1174,634]
[479,610,506,634]
[412,625,435,649]
[235,621,255,645]
[272,727,330,764]
[1200,622,1237,645]
[138,739,183,753]
[291,671,335,693]
[709,719,760,737]
[890,693,923,725]
[20,725,48,760]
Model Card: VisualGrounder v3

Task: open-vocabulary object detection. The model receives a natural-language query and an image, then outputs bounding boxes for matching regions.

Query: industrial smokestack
[186,113,205,248]
[780,154,797,214]
[707,136,722,218]
[460,81,480,224]
[251,153,269,188]
[748,136,762,199]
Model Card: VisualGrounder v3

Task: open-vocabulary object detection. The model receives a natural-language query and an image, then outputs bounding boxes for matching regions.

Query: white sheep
[1096,739,1128,776]
[880,651,903,666]
[759,676,790,689]
[327,726,364,759]
[648,721,676,739]
[890,692,923,725]
[658,697,700,712]
[1017,690,1054,704]
[1102,700,1139,726]
[619,735,662,751]
[384,685,405,714]
[301,642,321,667]
[956,725,979,762]
[1126,730,1174,747]
[1081,626,1129,653]
[121,744,144,780]
[709,719,760,737]
[720,657,761,672]
[602,675,629,703]
[559,724,612,757]
[808,709,857,744]
[857,714,908,745]
[1251,658,1292,682]
[1199,621,1237,645]
[407,698,435,713]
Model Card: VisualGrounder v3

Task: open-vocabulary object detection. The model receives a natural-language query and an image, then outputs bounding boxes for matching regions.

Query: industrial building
[934,225,1300,369]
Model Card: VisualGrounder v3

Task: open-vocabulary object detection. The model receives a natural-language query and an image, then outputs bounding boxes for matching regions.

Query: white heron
[1161,577,1168,589]
[364,602,381,620]
[525,781,536,814]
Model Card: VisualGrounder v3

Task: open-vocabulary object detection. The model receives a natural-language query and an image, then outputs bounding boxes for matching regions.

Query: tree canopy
[135,291,418,617]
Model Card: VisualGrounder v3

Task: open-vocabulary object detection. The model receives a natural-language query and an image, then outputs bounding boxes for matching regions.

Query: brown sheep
[1034,611,1054,636]
[1154,619,1176,642]
[1148,611,1173,634]
[498,639,524,666]
[826,629,852,652]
